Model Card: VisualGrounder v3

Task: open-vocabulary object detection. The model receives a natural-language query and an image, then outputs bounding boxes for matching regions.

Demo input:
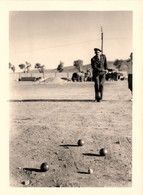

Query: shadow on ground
[60,144,80,147]
[9,99,131,103]
[82,153,102,157]
[77,171,89,174]
[23,168,46,172]
[9,99,94,102]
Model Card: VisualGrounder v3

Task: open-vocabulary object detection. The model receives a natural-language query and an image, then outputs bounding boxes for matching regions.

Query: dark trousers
[128,74,132,92]
[94,74,105,100]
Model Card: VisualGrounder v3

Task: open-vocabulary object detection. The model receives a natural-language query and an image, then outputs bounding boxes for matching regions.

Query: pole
[101,26,103,54]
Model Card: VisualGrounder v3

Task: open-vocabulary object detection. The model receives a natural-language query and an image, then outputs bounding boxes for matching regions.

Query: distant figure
[85,68,92,81]
[91,48,108,102]
[127,52,133,101]
[86,68,92,77]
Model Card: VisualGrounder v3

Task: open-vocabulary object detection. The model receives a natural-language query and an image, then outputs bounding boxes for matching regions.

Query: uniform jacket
[91,54,108,77]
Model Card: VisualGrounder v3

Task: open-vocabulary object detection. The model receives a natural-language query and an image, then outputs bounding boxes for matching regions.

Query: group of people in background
[91,48,133,102]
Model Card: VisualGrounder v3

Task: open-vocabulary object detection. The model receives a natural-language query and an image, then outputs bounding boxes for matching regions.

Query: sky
[9,11,132,70]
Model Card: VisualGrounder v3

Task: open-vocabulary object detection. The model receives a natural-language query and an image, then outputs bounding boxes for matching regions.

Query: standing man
[91,48,108,102]
[127,52,133,101]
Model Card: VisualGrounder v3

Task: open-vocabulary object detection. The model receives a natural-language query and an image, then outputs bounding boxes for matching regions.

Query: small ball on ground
[22,180,30,185]
[77,139,84,146]
[40,162,49,171]
[88,168,93,174]
[99,148,108,156]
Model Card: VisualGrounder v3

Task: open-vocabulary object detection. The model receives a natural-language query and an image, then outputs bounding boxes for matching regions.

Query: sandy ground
[9,79,132,187]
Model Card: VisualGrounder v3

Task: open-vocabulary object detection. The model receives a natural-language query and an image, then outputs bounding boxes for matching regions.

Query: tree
[9,62,12,69]
[113,59,123,69]
[19,64,26,72]
[18,62,31,73]
[35,63,45,73]
[40,65,45,73]
[11,65,16,73]
[57,61,64,72]
[73,59,83,72]
[9,62,16,73]
[25,61,31,73]
[35,63,41,69]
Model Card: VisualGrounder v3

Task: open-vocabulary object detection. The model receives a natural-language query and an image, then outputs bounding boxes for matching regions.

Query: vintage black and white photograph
[8,10,135,188]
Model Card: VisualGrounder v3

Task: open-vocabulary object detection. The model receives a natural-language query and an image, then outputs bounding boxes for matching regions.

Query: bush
[73,60,83,72]
[113,59,123,69]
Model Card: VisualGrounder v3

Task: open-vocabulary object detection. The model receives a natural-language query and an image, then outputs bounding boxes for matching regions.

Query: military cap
[94,48,102,52]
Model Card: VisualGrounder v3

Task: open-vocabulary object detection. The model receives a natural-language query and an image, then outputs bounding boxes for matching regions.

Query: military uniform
[91,49,108,101]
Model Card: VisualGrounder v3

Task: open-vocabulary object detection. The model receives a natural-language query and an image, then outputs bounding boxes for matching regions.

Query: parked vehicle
[72,68,92,82]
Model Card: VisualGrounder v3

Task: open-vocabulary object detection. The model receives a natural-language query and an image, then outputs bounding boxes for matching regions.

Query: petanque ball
[99,148,108,156]
[88,168,93,174]
[40,162,49,171]
[78,139,84,146]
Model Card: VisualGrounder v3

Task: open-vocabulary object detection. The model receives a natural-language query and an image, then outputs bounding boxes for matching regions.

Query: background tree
[9,62,16,73]
[35,63,41,69]
[11,65,16,73]
[19,64,26,72]
[40,65,45,73]
[25,61,31,73]
[57,61,64,72]
[73,59,83,72]
[113,59,123,69]
[35,63,45,73]
[9,62,12,69]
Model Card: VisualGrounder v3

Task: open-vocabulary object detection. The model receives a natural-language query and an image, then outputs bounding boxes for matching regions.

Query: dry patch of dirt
[9,80,132,187]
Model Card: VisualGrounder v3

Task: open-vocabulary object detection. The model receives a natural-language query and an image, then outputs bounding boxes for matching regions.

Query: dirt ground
[9,78,132,187]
